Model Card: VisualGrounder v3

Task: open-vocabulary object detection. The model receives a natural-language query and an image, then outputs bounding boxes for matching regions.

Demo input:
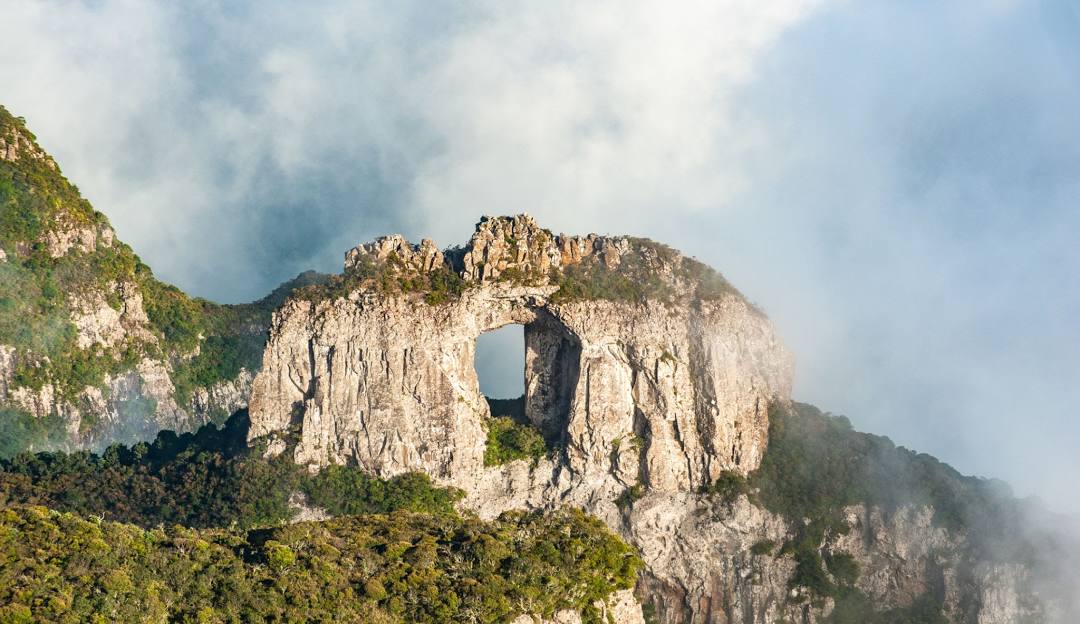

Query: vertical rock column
[523,312,581,445]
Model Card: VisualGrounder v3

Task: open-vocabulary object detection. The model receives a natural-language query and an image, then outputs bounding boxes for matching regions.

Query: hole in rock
[474,314,582,458]
[475,324,526,417]
[476,324,535,466]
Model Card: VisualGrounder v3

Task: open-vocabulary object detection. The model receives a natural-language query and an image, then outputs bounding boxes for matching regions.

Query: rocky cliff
[249,215,792,496]
[0,106,316,452]
[247,215,1060,623]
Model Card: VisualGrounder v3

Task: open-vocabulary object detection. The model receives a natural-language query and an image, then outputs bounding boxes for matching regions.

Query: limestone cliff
[246,215,1059,623]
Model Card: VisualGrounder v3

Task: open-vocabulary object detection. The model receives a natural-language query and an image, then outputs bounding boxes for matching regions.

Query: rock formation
[249,215,792,495]
[246,215,1052,623]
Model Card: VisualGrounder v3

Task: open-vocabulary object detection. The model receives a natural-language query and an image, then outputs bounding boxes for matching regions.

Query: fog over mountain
[1,0,1077,516]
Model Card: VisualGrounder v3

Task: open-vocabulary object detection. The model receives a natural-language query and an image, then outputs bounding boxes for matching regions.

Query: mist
[0,0,1077,525]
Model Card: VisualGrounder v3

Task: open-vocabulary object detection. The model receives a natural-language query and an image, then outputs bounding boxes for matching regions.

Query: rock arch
[247,216,793,506]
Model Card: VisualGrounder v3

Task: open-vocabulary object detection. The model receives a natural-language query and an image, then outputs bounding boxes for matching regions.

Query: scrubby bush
[700,470,750,505]
[750,539,775,556]
[302,467,462,516]
[484,416,548,466]
[752,402,1021,549]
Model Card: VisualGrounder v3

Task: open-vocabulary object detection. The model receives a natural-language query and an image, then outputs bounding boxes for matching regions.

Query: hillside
[0,106,1076,623]
[0,403,1071,622]
[0,105,326,454]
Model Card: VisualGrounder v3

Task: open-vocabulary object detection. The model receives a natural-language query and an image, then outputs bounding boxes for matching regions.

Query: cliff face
[628,494,1043,624]
[247,215,1050,623]
[249,215,792,498]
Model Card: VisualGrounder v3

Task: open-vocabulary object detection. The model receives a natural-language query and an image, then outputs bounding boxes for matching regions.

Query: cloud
[1,0,1079,520]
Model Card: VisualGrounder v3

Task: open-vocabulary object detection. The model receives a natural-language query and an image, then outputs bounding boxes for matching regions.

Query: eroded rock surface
[247,215,1047,623]
[250,215,791,495]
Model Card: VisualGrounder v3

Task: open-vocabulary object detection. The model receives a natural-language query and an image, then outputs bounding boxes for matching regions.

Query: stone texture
[247,216,1053,623]
[346,234,445,274]
[0,125,56,168]
[69,280,156,350]
[189,368,255,424]
[628,495,1042,624]
[249,248,790,491]
[0,343,253,450]
[43,220,114,258]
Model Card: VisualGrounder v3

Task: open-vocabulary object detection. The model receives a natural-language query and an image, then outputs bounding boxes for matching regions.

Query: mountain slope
[1,106,1076,623]
[0,105,325,454]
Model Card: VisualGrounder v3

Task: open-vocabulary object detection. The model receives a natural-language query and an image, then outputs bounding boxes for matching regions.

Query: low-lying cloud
[1,0,1077,518]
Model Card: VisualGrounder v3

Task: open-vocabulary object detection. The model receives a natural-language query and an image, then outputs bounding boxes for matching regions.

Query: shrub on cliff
[484,416,548,466]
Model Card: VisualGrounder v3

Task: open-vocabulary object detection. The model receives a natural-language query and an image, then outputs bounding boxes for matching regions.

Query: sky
[1,0,1078,513]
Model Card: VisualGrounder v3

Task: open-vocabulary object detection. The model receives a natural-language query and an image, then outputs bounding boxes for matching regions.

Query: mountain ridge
[0,105,1076,623]
[0,104,328,454]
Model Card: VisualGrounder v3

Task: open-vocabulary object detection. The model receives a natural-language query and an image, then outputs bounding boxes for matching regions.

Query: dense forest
[0,505,639,623]
[0,411,640,623]
[0,402,1054,623]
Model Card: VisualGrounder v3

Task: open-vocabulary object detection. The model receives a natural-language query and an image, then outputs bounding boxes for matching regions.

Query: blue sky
[1,0,1078,512]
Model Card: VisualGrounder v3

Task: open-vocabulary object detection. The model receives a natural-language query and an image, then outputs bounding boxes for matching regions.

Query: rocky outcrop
[0,106,282,453]
[246,215,1053,623]
[69,280,156,350]
[43,219,114,258]
[628,494,1042,624]
[346,234,446,274]
[0,347,253,450]
[250,216,792,495]
[0,124,56,168]
[511,590,645,624]
[189,368,255,425]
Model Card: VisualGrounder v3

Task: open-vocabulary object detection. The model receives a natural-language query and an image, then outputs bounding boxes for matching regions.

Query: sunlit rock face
[246,215,1042,623]
[248,215,793,496]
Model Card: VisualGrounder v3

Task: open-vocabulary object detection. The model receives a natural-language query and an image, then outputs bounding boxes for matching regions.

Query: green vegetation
[0,410,642,622]
[0,408,66,458]
[168,271,329,409]
[549,243,676,304]
[750,539,775,556]
[752,402,1020,543]
[0,411,460,529]
[295,252,465,305]
[825,592,948,624]
[482,395,550,467]
[0,107,175,397]
[699,469,750,505]
[694,401,1021,617]
[615,483,646,511]
[549,238,744,305]
[1,107,328,446]
[484,416,548,466]
[301,466,462,517]
[288,230,745,309]
[0,504,641,624]
[696,402,1022,552]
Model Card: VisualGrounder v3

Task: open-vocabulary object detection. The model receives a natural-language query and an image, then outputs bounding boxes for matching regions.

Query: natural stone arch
[248,215,794,504]
[472,306,583,450]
